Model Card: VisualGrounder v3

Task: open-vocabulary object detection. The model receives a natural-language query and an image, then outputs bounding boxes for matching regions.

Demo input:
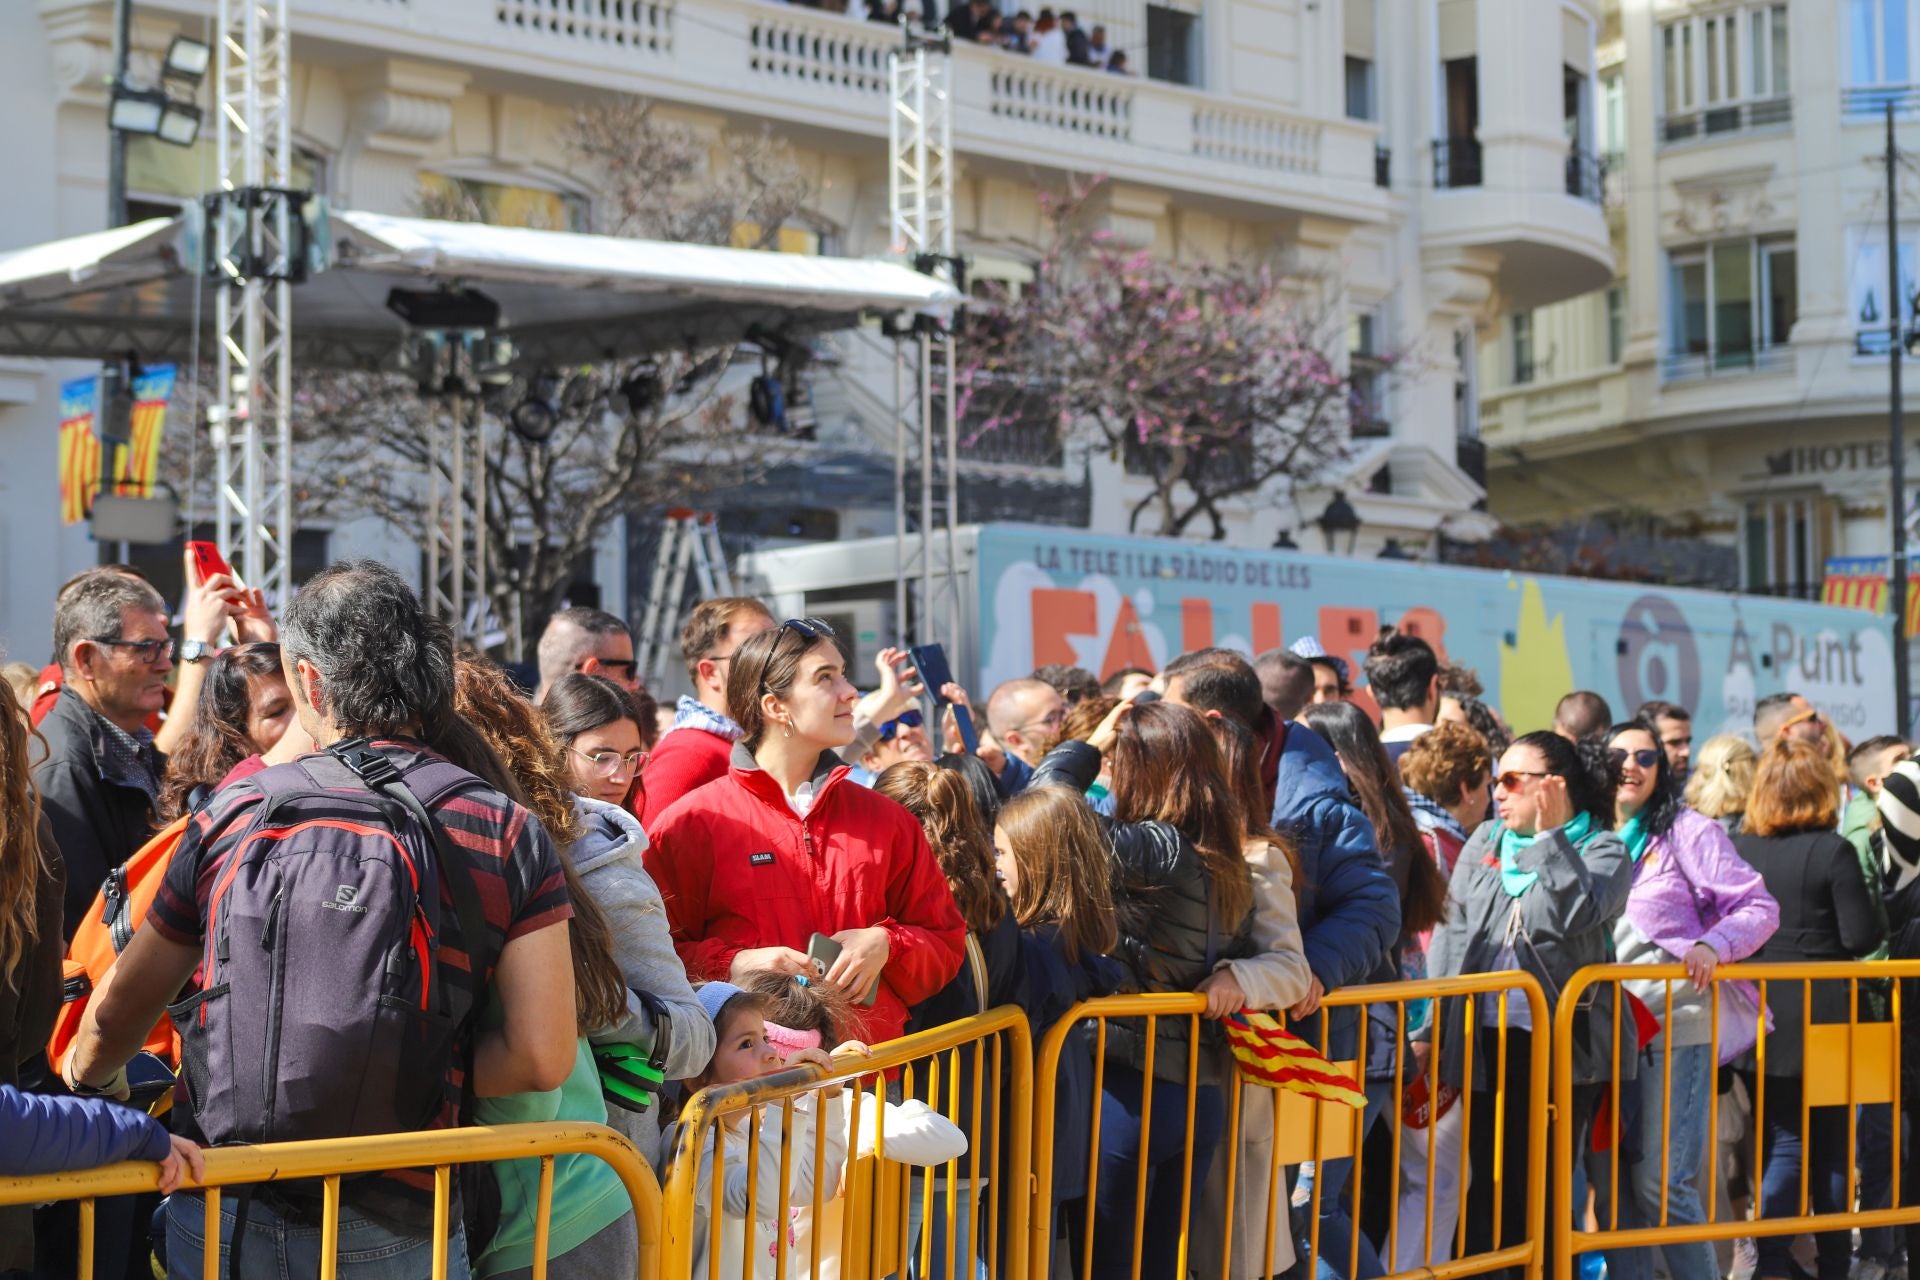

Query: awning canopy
[0,209,960,370]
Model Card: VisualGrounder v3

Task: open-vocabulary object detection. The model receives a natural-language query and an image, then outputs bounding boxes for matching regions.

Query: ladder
[636,509,734,685]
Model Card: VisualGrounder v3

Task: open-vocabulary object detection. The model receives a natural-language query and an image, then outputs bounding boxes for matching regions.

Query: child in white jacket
[665,978,968,1280]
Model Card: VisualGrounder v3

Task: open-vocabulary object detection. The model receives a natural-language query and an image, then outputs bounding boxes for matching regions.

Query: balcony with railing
[1660,97,1791,144]
[1565,150,1605,204]
[268,0,1387,224]
[1431,137,1483,189]
[1659,343,1794,382]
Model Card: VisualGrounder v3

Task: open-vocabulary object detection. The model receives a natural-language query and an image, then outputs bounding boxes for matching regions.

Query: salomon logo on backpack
[170,740,490,1147]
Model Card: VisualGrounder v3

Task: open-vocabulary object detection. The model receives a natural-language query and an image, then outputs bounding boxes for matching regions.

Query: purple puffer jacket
[1615,806,1780,1061]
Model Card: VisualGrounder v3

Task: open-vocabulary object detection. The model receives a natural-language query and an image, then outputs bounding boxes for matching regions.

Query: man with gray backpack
[63,560,580,1279]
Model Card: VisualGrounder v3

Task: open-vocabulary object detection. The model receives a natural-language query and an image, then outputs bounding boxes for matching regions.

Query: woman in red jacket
[644,617,967,1045]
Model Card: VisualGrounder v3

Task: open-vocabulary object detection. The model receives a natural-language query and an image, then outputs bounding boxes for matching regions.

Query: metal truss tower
[887,32,961,649]
[208,0,295,604]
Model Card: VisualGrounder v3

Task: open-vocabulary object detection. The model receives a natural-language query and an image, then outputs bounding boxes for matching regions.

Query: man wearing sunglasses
[849,707,934,786]
[33,569,178,940]
[534,606,640,701]
[1753,691,1828,749]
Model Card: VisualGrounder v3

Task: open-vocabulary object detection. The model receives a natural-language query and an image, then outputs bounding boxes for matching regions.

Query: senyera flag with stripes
[1223,1008,1367,1108]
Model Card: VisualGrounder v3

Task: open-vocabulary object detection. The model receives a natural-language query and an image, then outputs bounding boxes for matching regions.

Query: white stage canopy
[0,209,959,369]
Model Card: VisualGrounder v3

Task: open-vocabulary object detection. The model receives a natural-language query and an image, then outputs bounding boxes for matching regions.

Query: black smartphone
[908,643,978,754]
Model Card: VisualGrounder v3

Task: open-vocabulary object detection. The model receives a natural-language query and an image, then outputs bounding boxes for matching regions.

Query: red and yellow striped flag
[58,375,101,524]
[1223,1009,1367,1108]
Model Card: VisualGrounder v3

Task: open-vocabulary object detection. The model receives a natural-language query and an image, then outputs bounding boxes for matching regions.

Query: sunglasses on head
[753,617,838,694]
[1610,747,1660,770]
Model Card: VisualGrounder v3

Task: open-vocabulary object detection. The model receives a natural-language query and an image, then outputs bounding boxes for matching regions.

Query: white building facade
[1480,0,1920,608]
[0,0,1611,658]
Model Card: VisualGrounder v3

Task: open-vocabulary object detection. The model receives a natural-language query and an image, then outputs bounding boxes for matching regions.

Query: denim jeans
[1594,1042,1719,1280]
[1092,1063,1226,1280]
[166,1192,471,1280]
[1311,1080,1392,1280]
[1859,1103,1900,1264]
[905,1176,984,1280]
[1754,1078,1851,1280]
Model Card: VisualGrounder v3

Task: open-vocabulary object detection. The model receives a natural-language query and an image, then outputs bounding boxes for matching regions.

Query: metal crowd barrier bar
[0,1120,662,1280]
[1551,960,1920,1280]
[658,1004,1033,1280]
[1028,972,1548,1280]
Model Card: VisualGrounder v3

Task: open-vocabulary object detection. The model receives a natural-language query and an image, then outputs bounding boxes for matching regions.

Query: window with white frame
[1660,5,1790,141]
[1849,0,1914,113]
[1743,495,1828,600]
[1607,285,1627,364]
[1512,312,1535,384]
[1349,312,1389,437]
[1666,237,1796,376]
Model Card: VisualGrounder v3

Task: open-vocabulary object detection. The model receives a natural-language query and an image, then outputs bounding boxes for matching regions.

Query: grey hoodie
[571,795,715,1165]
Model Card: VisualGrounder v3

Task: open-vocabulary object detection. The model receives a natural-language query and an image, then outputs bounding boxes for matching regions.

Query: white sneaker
[1730,1237,1758,1280]
[1857,1261,1891,1280]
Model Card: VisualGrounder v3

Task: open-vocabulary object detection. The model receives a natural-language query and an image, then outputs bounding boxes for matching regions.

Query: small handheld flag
[1223,1008,1367,1109]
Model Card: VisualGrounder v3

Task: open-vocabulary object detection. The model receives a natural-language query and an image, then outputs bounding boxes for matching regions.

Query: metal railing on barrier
[0,1120,662,1280]
[1551,960,1920,1280]
[1028,972,1549,1280]
[658,1004,1033,1280]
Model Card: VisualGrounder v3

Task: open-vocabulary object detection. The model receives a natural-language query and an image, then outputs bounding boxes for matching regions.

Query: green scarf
[1619,810,1651,864]
[1497,811,1595,898]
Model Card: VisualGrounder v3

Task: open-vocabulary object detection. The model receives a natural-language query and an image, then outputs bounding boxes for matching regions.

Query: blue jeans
[905,1176,984,1280]
[1311,1080,1392,1280]
[1593,1042,1718,1280]
[1860,1103,1900,1264]
[1755,1078,1851,1280]
[1092,1064,1226,1280]
[166,1192,471,1280]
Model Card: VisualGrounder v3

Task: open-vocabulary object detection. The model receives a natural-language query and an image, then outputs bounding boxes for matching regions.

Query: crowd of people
[5,554,1920,1280]
[770,0,1134,75]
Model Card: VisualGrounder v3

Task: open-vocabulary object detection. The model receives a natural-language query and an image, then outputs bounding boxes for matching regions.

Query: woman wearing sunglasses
[1425,729,1632,1279]
[541,672,713,1169]
[644,618,967,1046]
[1590,719,1778,1280]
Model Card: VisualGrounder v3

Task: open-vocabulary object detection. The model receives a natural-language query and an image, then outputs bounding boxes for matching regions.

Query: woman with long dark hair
[155,642,293,819]
[1426,730,1632,1279]
[1032,697,1252,1280]
[1592,719,1777,1280]
[1193,713,1311,1280]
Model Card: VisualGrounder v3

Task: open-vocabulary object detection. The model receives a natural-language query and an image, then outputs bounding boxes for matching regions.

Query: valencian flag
[58,375,102,524]
[1223,1008,1367,1108]
[117,363,176,497]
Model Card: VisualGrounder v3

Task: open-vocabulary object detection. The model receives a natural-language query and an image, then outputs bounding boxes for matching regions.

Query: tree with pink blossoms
[959,181,1372,540]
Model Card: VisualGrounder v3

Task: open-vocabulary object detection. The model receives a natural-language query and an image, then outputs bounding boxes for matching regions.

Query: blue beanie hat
[696,981,748,1027]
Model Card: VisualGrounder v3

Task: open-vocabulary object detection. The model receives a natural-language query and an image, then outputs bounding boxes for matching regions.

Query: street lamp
[1315,493,1361,555]
[1377,538,1414,560]
[1271,528,1299,550]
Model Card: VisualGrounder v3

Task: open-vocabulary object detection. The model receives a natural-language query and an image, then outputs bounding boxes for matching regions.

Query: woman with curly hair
[155,642,294,820]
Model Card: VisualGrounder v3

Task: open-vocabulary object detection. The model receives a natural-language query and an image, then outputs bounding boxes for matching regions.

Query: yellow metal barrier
[0,1120,661,1280]
[1551,960,1920,1280]
[658,1004,1033,1280]
[1028,972,1549,1280]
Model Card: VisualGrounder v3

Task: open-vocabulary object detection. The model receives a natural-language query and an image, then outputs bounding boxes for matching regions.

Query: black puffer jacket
[1032,741,1250,1085]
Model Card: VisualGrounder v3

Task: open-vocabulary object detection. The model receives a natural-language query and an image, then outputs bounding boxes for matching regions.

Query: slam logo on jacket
[750,852,776,867]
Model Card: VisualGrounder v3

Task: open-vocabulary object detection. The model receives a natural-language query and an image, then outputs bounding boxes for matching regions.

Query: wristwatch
[180,639,215,664]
